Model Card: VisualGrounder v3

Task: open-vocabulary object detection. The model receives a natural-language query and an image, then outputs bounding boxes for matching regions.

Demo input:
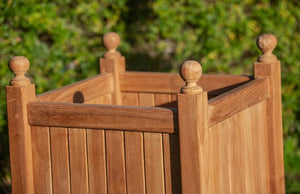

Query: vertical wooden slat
[155,94,171,194]
[68,128,89,193]
[227,112,246,194]
[31,126,52,193]
[87,129,107,194]
[124,132,145,193]
[122,92,146,194]
[106,130,127,194]
[139,93,165,194]
[242,107,256,193]
[51,127,70,194]
[207,121,227,193]
[217,121,230,193]
[251,101,270,193]
[122,92,138,106]
[162,134,172,194]
[169,90,181,194]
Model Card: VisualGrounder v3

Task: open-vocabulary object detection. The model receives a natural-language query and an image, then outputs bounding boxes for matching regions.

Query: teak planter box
[6,33,285,193]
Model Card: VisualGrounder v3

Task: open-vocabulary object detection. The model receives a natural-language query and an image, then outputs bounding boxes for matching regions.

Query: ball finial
[9,56,31,86]
[256,34,278,63]
[103,32,121,58]
[180,60,203,94]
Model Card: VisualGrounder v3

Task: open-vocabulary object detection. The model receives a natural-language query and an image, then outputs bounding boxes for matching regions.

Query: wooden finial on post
[254,33,285,193]
[180,60,203,94]
[256,34,278,63]
[100,32,125,105]
[6,56,35,193]
[177,60,208,193]
[9,56,31,87]
[103,32,121,59]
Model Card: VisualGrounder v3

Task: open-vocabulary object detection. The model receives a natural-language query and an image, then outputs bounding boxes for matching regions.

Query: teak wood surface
[6,33,285,194]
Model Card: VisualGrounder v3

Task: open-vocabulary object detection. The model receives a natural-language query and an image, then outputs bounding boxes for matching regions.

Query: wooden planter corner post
[177,60,209,193]
[254,34,285,193]
[6,56,35,193]
[100,32,125,105]
[100,32,127,193]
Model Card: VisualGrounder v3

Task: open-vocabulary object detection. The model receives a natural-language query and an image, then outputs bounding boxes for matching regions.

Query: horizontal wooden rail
[28,101,177,133]
[36,73,114,103]
[120,72,251,94]
[208,78,270,127]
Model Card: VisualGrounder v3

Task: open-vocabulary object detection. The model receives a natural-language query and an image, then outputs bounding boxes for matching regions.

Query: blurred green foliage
[0,0,299,192]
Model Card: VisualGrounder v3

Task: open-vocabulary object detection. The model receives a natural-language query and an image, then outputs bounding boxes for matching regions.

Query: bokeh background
[0,0,299,193]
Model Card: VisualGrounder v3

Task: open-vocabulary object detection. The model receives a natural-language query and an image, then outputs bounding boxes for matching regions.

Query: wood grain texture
[28,101,176,133]
[177,92,209,194]
[226,110,247,193]
[140,93,165,194]
[122,92,146,194]
[50,127,71,194]
[36,73,114,103]
[155,94,172,194]
[251,101,270,193]
[144,133,165,194]
[100,56,125,105]
[120,72,251,93]
[208,78,270,127]
[105,130,127,194]
[124,132,145,194]
[68,128,89,193]
[206,101,270,193]
[31,126,52,193]
[6,85,35,193]
[91,93,113,105]
[155,93,181,194]
[87,129,107,194]
[255,60,285,193]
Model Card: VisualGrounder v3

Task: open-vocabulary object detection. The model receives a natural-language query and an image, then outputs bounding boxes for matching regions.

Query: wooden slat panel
[50,127,70,194]
[106,130,126,194]
[28,102,176,133]
[140,93,165,194]
[207,101,270,193]
[87,129,107,194]
[122,92,146,194]
[120,72,251,93]
[208,78,270,127]
[68,128,88,193]
[36,73,114,103]
[31,126,52,193]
